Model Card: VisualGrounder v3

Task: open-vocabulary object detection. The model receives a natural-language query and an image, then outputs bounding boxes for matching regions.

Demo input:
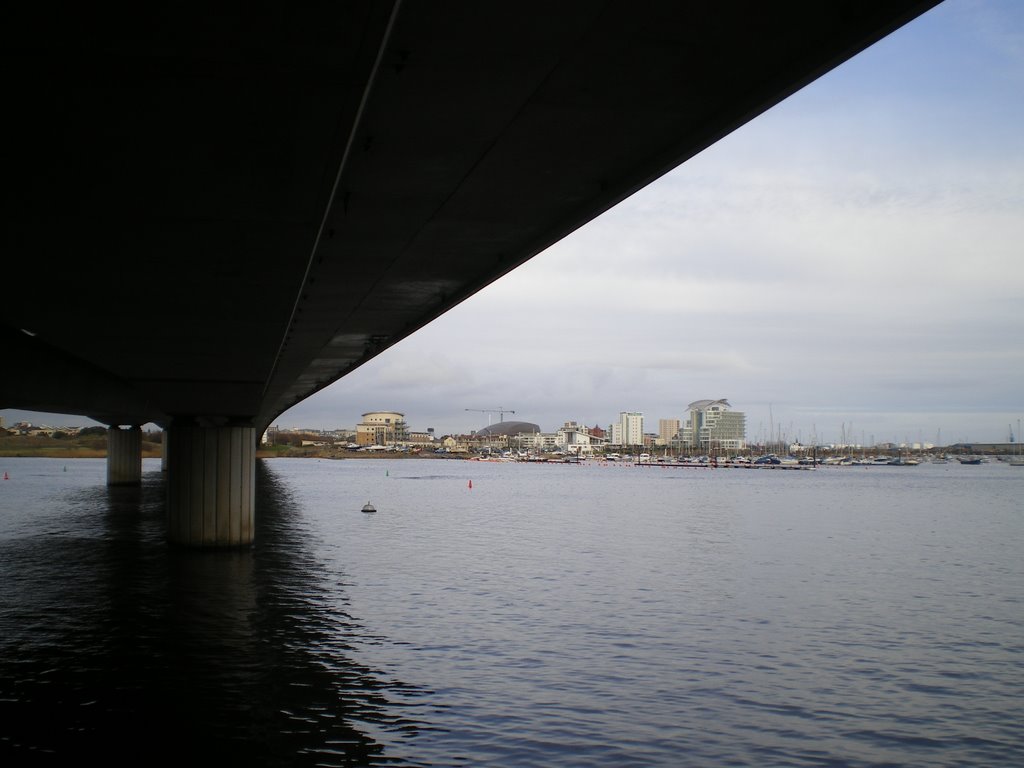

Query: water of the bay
[0,457,1021,766]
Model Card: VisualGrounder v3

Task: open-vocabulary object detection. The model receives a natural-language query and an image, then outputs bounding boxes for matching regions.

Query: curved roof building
[475,421,540,437]
[687,399,731,410]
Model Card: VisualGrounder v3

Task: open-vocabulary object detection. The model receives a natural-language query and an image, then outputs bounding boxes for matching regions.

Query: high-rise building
[613,411,644,447]
[658,418,680,444]
[679,399,745,451]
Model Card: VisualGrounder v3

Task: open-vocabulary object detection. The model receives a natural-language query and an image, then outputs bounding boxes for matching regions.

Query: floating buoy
[3,472,7,480]
[386,469,389,477]
[361,501,376,513]
[468,479,473,489]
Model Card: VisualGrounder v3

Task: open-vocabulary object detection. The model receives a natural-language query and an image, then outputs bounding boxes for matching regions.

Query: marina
[634,459,813,470]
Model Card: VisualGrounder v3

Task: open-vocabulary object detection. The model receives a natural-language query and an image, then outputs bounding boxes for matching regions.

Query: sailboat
[1010,419,1024,466]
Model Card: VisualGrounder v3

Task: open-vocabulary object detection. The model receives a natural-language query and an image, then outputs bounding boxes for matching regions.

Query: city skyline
[4,1,1022,445]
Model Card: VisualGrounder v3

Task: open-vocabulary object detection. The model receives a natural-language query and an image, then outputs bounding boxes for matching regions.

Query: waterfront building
[406,431,437,447]
[556,421,609,455]
[356,411,408,446]
[609,413,643,447]
[440,435,469,453]
[474,421,541,453]
[679,399,746,451]
[519,432,559,453]
[613,412,644,447]
[474,421,540,438]
[658,418,681,444]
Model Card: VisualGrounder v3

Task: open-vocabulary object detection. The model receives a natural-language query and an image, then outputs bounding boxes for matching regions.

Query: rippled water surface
[1,457,1021,766]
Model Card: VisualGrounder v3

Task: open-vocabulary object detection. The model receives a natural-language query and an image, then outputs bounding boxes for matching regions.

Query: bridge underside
[3,2,938,543]
[4,1,938,431]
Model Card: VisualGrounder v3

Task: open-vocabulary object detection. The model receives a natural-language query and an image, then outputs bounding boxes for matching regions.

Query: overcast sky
[5,1,1022,446]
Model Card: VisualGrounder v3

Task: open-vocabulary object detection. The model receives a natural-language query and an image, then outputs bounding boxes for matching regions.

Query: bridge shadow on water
[0,461,427,767]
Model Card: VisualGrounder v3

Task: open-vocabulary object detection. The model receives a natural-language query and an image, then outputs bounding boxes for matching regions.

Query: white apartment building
[610,412,643,447]
[555,422,609,455]
[527,432,559,452]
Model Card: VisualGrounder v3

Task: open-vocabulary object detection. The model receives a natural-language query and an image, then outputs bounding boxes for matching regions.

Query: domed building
[356,411,408,446]
[474,420,540,437]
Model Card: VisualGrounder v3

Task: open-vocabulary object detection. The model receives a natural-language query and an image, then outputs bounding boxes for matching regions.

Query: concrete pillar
[107,425,142,486]
[161,430,168,472]
[167,422,255,547]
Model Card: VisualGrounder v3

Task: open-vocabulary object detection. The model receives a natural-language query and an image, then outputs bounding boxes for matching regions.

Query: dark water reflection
[3,457,1023,766]
[0,461,422,766]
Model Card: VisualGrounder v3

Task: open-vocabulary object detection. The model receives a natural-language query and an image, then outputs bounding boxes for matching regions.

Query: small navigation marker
[361,501,376,514]
[468,479,472,489]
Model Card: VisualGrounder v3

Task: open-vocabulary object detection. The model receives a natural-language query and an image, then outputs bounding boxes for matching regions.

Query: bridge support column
[167,423,255,547]
[107,425,142,486]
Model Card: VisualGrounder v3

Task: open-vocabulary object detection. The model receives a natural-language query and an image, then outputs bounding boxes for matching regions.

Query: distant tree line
[271,431,329,446]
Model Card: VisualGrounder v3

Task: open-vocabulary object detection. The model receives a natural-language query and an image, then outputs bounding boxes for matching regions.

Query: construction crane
[465,408,515,426]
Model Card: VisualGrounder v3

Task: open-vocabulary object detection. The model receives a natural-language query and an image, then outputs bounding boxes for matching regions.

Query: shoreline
[0,449,444,460]
[0,450,164,459]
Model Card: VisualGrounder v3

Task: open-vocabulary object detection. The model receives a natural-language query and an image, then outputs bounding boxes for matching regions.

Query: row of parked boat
[822,455,919,466]
[470,452,1020,466]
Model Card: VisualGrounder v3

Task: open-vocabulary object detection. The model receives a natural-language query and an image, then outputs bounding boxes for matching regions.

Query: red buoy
[468,479,473,489]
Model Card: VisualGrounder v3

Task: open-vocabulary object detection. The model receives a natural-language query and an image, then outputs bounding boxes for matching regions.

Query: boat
[361,501,377,513]
[1010,420,1024,466]
[887,451,918,466]
[957,456,982,465]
